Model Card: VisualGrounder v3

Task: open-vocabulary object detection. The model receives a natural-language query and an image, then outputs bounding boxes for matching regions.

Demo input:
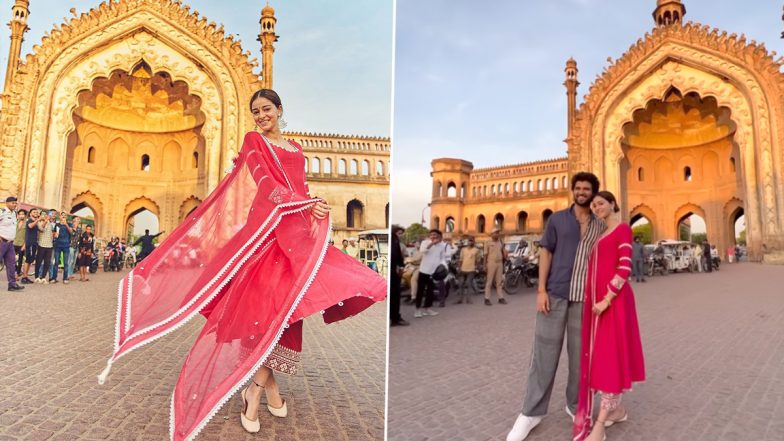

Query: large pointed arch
[569,24,784,260]
[70,190,105,236]
[0,0,263,208]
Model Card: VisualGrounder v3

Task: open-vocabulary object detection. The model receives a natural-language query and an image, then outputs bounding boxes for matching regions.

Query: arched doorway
[517,211,529,232]
[476,215,486,234]
[630,213,653,244]
[542,209,553,230]
[445,217,455,233]
[493,213,504,231]
[346,199,364,229]
[621,87,741,249]
[65,61,207,238]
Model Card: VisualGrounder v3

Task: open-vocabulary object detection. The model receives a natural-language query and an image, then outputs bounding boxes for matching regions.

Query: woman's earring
[278,113,288,129]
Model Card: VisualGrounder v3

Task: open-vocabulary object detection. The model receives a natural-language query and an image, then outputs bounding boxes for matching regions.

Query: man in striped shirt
[507,172,605,441]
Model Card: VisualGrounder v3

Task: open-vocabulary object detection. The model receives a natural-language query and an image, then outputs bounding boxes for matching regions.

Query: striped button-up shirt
[539,205,605,302]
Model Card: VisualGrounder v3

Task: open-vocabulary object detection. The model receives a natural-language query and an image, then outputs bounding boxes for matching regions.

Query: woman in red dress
[573,191,645,441]
[96,89,387,441]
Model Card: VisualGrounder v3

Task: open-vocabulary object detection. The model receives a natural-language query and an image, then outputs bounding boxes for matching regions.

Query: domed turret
[653,0,686,27]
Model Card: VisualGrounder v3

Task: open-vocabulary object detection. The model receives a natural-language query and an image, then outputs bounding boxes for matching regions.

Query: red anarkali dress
[97,132,387,441]
[573,223,645,441]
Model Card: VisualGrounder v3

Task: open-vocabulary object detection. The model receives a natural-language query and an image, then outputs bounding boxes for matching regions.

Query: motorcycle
[503,256,539,294]
[103,248,121,272]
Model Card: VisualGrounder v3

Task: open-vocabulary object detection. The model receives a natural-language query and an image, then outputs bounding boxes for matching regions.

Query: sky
[0,0,393,233]
[390,0,784,229]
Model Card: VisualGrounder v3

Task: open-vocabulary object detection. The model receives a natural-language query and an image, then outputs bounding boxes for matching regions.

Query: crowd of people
[1,197,98,290]
[0,196,167,291]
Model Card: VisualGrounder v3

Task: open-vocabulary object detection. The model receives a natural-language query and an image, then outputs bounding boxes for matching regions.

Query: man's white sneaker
[506,413,542,441]
[413,309,423,318]
[423,308,439,316]
[565,405,575,422]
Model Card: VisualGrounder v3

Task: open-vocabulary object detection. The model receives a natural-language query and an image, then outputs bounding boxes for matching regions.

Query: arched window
[528,180,533,192]
[346,199,364,228]
[684,166,692,182]
[483,185,487,196]
[362,160,370,176]
[447,182,457,198]
[192,151,199,168]
[490,184,495,195]
[338,159,347,174]
[461,183,466,199]
[637,167,644,181]
[521,181,527,192]
[445,217,455,233]
[542,209,553,228]
[562,176,567,189]
[376,161,384,176]
[141,154,150,171]
[472,187,477,198]
[552,177,558,189]
[513,182,518,193]
[350,159,359,175]
[323,158,332,174]
[504,183,509,194]
[433,216,440,230]
[537,179,543,191]
[304,156,309,172]
[517,211,529,232]
[435,181,443,198]
[477,215,486,233]
[730,157,736,173]
[464,217,468,230]
[545,179,551,191]
[87,146,96,164]
[494,213,504,231]
[312,157,321,173]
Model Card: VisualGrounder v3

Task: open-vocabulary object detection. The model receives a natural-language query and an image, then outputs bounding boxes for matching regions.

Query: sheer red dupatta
[97,132,330,441]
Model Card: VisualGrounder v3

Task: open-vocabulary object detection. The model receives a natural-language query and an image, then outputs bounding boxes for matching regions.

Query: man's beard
[574,195,592,208]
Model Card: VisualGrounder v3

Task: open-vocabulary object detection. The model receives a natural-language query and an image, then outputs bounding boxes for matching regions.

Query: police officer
[0,197,25,291]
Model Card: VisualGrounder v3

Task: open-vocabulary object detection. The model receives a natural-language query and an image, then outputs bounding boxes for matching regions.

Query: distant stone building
[430,0,784,263]
[0,0,389,243]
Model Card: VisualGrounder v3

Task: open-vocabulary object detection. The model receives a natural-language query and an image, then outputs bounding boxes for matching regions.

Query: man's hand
[311,200,330,220]
[536,290,550,314]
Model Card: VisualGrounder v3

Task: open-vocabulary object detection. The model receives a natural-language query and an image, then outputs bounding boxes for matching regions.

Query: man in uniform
[484,228,508,306]
[0,197,25,291]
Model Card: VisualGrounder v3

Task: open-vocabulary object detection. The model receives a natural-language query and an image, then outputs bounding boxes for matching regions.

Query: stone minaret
[564,58,579,137]
[4,0,30,93]
[653,0,686,27]
[258,3,278,89]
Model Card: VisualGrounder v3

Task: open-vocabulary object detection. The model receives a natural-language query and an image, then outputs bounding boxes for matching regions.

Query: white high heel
[240,386,260,433]
[267,399,288,418]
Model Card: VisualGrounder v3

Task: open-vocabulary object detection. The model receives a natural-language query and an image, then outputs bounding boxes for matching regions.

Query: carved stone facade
[0,0,389,242]
[433,1,784,262]
[430,158,571,241]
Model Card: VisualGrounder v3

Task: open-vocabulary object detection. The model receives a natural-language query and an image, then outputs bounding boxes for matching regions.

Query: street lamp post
[421,203,431,226]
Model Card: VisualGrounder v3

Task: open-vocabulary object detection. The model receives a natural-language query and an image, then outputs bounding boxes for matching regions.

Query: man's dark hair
[145,229,150,235]
[429,229,443,237]
[391,225,405,235]
[18,209,27,215]
[571,172,600,194]
[342,239,348,245]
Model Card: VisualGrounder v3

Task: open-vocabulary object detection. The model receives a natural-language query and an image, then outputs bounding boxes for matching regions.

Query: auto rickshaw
[357,229,389,276]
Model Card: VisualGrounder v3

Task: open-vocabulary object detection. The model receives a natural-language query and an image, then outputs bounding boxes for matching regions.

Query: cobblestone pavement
[388,263,784,441]
[0,269,386,441]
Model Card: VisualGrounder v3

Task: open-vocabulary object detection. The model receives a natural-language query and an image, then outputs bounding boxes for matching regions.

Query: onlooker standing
[77,227,95,282]
[346,238,359,260]
[35,212,55,284]
[340,239,350,254]
[456,237,479,304]
[0,197,24,291]
[51,212,73,284]
[631,236,646,283]
[694,241,703,272]
[133,229,164,261]
[484,228,508,306]
[414,229,448,318]
[69,216,82,277]
[726,245,735,264]
[390,225,409,326]
[20,208,40,284]
[13,209,27,278]
[702,240,712,273]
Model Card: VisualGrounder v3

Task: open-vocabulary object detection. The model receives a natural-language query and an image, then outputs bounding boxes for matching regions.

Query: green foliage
[631,223,652,244]
[678,224,691,241]
[738,229,746,244]
[691,232,707,244]
[403,223,429,245]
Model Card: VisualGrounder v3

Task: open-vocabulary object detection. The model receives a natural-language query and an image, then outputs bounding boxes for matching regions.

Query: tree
[631,223,652,244]
[691,233,707,244]
[738,229,746,244]
[403,223,429,246]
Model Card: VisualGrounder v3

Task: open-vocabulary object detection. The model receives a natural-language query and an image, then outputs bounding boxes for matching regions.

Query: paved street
[388,263,784,441]
[0,270,386,441]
